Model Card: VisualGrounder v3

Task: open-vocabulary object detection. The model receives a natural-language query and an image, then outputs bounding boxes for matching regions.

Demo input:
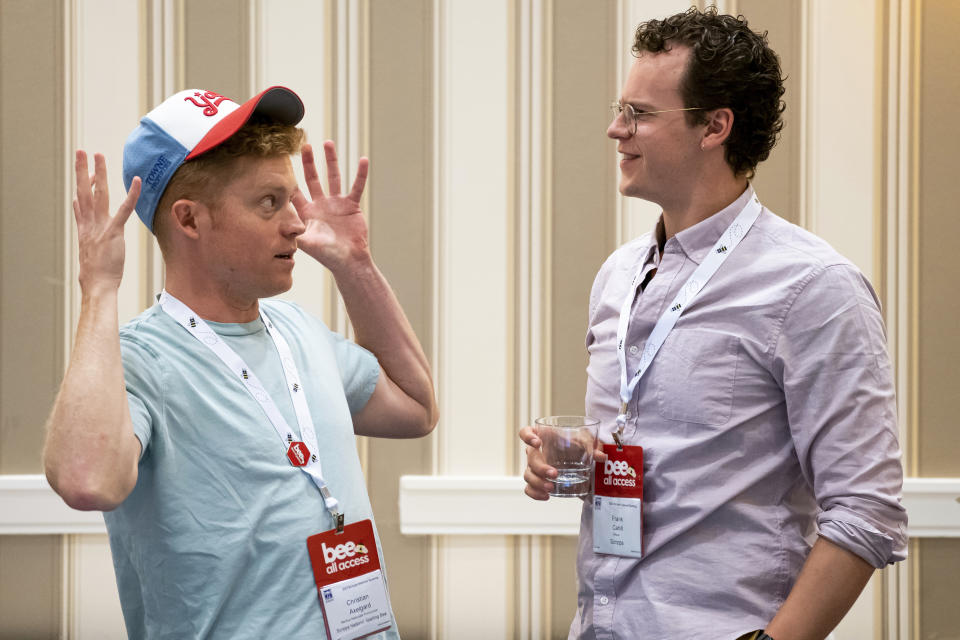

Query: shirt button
[599,596,609,605]
[628,345,639,355]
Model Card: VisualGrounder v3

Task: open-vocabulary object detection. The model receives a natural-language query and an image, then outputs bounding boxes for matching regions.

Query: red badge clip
[287,441,310,467]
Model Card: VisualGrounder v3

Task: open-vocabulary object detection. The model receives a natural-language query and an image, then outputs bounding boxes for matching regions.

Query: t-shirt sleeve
[326,330,380,415]
[119,334,163,459]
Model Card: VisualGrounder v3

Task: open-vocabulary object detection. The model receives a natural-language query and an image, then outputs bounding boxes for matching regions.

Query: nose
[281,200,306,237]
[607,112,629,140]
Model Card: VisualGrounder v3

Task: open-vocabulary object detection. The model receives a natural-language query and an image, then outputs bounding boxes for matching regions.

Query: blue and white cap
[122,86,304,232]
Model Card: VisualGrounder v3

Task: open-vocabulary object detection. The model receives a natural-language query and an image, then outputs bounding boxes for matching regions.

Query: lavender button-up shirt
[571,186,907,639]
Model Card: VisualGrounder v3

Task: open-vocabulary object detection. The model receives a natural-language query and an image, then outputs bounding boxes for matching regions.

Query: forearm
[330,257,438,429]
[764,537,875,640]
[43,289,139,511]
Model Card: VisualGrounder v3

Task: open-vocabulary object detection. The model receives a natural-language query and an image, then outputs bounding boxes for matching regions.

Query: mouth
[274,251,295,261]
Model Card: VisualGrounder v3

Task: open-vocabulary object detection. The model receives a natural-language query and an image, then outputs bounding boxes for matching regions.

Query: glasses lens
[611,102,635,135]
[623,103,637,135]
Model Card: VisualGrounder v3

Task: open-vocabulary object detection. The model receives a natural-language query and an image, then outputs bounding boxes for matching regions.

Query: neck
[163,264,260,323]
[659,174,749,241]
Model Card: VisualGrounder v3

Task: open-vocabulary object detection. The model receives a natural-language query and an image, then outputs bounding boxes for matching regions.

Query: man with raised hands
[520,8,906,640]
[43,86,436,639]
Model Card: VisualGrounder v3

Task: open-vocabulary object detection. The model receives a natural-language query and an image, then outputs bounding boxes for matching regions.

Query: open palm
[292,141,370,270]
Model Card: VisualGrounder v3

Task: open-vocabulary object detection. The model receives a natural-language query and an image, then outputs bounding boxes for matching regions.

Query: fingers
[323,141,341,195]
[594,448,608,464]
[348,157,369,202]
[523,466,553,500]
[75,151,93,218]
[518,425,541,449]
[291,188,309,216]
[300,143,325,201]
[109,177,141,231]
[92,153,108,216]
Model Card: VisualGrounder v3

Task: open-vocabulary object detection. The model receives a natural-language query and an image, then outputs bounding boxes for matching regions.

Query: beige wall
[0,0,67,634]
[1,0,957,638]
[915,1,960,638]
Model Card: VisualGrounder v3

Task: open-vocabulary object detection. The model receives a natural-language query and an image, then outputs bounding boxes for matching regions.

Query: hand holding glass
[534,416,600,497]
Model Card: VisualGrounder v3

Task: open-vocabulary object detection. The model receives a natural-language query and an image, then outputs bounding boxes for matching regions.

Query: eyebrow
[621,98,656,110]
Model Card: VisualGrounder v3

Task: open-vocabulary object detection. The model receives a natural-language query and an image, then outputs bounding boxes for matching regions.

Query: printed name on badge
[593,444,644,558]
[307,519,393,640]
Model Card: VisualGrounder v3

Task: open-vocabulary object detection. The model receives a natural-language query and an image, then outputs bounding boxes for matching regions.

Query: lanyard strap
[614,194,763,440]
[159,291,344,531]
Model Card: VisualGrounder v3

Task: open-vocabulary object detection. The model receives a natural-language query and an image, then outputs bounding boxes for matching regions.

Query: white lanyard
[614,194,763,443]
[159,291,344,532]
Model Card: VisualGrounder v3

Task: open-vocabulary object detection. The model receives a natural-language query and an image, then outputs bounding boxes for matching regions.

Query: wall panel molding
[7,475,952,538]
[512,1,549,637]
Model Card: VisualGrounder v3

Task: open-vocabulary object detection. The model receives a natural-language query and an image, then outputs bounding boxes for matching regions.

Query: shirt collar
[660,184,755,265]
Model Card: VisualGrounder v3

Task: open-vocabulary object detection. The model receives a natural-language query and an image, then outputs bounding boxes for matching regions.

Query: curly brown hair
[154,117,305,249]
[633,7,785,178]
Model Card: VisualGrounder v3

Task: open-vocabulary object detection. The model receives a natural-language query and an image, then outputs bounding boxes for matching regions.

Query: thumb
[110,177,141,231]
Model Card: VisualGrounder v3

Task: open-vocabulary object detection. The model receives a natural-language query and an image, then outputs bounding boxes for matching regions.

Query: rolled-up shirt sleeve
[773,263,907,567]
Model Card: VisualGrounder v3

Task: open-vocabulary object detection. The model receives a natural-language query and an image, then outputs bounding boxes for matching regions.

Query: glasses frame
[610,101,704,135]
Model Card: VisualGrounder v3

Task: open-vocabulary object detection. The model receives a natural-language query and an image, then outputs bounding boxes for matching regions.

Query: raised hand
[292,141,371,271]
[73,151,141,295]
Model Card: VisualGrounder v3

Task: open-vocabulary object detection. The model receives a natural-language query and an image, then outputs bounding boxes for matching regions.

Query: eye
[260,195,276,208]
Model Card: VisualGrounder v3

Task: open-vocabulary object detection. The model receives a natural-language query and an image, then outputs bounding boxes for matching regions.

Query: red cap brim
[185,86,305,160]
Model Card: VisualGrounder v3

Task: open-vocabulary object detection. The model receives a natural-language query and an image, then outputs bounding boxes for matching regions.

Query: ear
[700,107,734,151]
[170,199,206,240]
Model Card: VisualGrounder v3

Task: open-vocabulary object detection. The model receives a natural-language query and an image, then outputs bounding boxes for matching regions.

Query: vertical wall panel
[549,0,618,416]
[0,0,66,475]
[76,0,146,324]
[739,0,802,225]
[803,0,882,281]
[916,0,960,635]
[0,536,62,638]
[367,0,435,636]
[0,0,67,631]
[548,2,619,634]
[435,0,513,635]
[917,539,960,639]
[182,0,250,100]
[916,0,960,477]
[259,0,332,324]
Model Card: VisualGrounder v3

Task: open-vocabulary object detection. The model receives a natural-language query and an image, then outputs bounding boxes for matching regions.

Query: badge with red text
[593,444,644,558]
[287,441,310,467]
[307,519,393,640]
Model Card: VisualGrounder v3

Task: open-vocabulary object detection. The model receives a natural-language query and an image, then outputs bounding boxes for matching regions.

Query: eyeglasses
[610,101,703,135]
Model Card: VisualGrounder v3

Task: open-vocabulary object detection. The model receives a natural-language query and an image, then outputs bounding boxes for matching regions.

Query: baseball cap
[122,86,305,232]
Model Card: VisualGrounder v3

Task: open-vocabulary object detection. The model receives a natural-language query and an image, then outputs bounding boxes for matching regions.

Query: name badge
[307,519,393,640]
[592,444,644,558]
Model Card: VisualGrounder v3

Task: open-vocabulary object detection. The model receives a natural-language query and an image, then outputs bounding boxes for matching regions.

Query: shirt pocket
[654,328,740,426]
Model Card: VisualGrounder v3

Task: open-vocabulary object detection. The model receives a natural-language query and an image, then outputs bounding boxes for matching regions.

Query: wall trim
[0,475,106,535]
[398,475,960,537]
[3,474,957,538]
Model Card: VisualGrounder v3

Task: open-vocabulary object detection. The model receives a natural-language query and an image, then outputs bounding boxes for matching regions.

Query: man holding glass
[520,8,906,640]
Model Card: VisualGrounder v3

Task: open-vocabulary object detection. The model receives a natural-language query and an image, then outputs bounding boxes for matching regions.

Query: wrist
[328,252,377,285]
[80,282,120,303]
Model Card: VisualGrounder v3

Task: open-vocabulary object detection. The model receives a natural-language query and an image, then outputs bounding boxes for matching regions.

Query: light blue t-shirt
[105,299,400,640]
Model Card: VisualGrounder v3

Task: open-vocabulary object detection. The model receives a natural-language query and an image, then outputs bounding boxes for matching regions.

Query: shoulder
[751,209,856,272]
[119,305,167,363]
[746,210,879,303]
